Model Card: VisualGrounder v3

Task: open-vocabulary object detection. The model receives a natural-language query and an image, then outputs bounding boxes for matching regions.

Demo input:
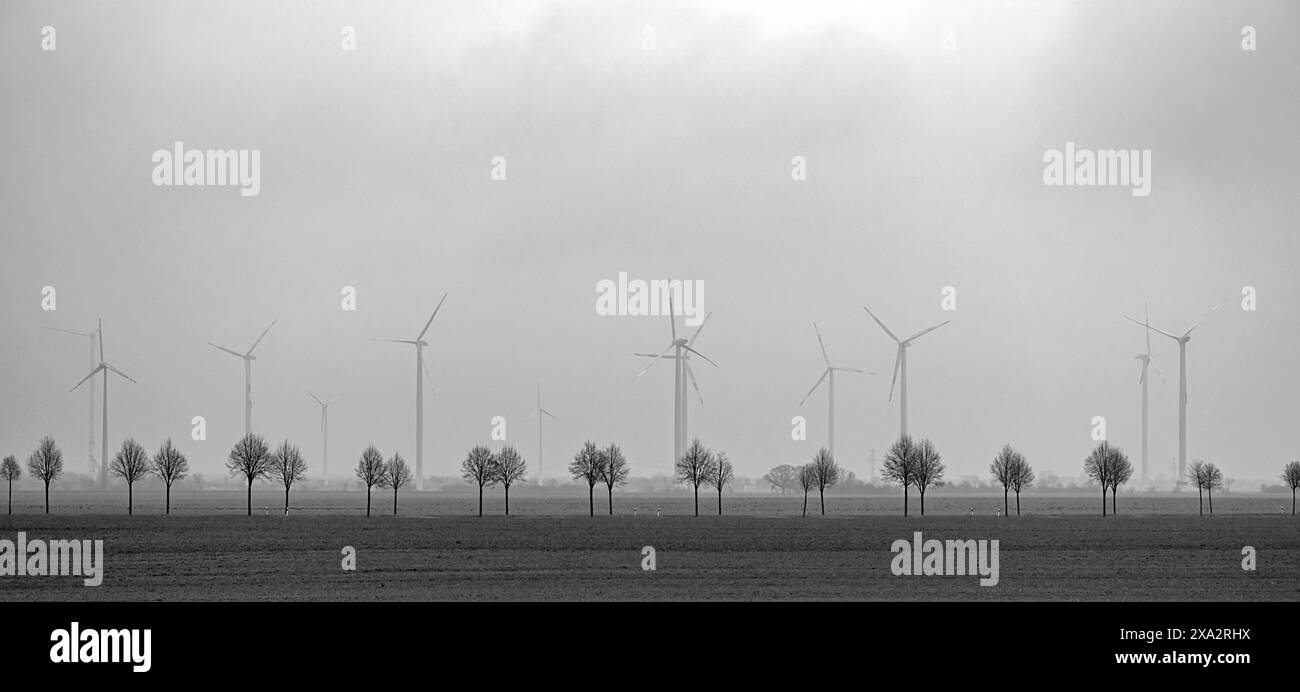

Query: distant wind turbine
[307,391,333,483]
[46,323,101,478]
[634,296,716,466]
[523,382,558,485]
[1124,299,1223,486]
[862,306,950,438]
[1131,303,1166,482]
[798,323,872,458]
[208,319,277,438]
[374,293,447,491]
[70,319,136,486]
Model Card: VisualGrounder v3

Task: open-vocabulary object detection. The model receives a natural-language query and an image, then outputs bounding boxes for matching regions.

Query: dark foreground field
[2,511,1296,601]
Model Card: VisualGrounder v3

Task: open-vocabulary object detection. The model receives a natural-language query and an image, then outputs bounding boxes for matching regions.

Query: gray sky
[2,0,1297,483]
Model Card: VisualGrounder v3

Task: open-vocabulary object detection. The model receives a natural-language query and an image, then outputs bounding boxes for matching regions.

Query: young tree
[1281,461,1300,516]
[709,451,734,515]
[797,464,816,517]
[675,438,716,517]
[355,445,387,517]
[1,455,20,515]
[1108,450,1133,515]
[600,443,629,515]
[913,438,945,516]
[990,444,1022,517]
[269,439,308,515]
[110,438,150,515]
[1203,462,1223,515]
[493,446,527,516]
[27,436,63,515]
[881,435,916,516]
[151,438,188,515]
[1009,455,1034,516]
[461,445,497,517]
[380,453,414,515]
[1187,460,1208,516]
[569,441,604,517]
[811,447,839,516]
[228,434,273,516]
[763,464,799,494]
[1083,441,1117,516]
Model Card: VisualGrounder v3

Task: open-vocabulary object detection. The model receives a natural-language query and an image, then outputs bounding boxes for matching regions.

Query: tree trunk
[717,488,722,516]
[1015,491,1022,516]
[608,486,613,515]
[45,482,50,514]
[903,486,909,517]
[588,484,594,517]
[479,485,484,517]
[1208,488,1213,515]
[1198,488,1203,516]
[919,490,925,516]
[1293,488,1296,516]
[1111,487,1117,515]
[284,485,290,514]
[1003,488,1008,517]
[693,486,699,517]
[128,483,133,515]
[802,490,807,517]
[165,484,171,515]
[394,486,399,515]
[819,488,825,516]
[7,480,11,515]
[1101,486,1106,516]
[246,479,252,516]
[366,488,372,517]
[504,485,510,516]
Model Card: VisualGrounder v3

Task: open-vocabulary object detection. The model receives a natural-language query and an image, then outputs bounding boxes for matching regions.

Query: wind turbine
[208,319,277,438]
[307,391,332,484]
[70,319,136,486]
[797,323,871,458]
[1131,303,1166,482]
[374,293,446,491]
[1124,300,1222,486]
[862,306,950,438]
[523,382,558,485]
[634,298,716,466]
[46,323,101,478]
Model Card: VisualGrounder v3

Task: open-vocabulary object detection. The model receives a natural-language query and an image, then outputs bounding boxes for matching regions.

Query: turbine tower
[634,298,716,466]
[46,324,101,478]
[1124,300,1222,486]
[862,306,950,438]
[523,382,557,485]
[70,319,136,486]
[374,293,446,491]
[307,391,332,485]
[797,322,871,458]
[208,319,277,438]
[1131,303,1165,482]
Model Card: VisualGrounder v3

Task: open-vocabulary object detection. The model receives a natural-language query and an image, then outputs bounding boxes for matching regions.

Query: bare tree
[763,464,798,494]
[1282,461,1300,515]
[569,441,604,517]
[797,463,816,517]
[27,436,63,515]
[355,445,387,517]
[150,438,188,515]
[600,443,629,515]
[675,438,716,517]
[1083,441,1117,516]
[380,453,414,515]
[990,444,1022,517]
[881,435,916,516]
[1203,462,1223,515]
[811,447,839,515]
[269,439,308,515]
[1187,460,1208,516]
[709,451,734,515]
[110,438,150,515]
[228,434,273,516]
[493,446,527,516]
[1108,450,1133,515]
[461,445,497,517]
[913,438,945,517]
[1009,455,1034,516]
[1,455,20,515]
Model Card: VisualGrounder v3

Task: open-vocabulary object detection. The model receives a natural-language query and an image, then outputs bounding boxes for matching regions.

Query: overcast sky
[1,0,1297,484]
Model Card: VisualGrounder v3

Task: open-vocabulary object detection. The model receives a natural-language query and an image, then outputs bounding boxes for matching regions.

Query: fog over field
[2,0,1297,490]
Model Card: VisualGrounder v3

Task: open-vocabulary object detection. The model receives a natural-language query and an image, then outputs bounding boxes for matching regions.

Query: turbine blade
[634,344,674,380]
[542,409,558,420]
[105,364,137,383]
[667,289,677,341]
[813,322,830,366]
[685,363,704,405]
[799,369,830,406]
[372,338,419,344]
[44,327,94,337]
[681,345,717,367]
[1144,303,1152,356]
[208,342,246,358]
[247,319,277,355]
[1183,300,1225,337]
[888,346,902,401]
[862,306,900,342]
[834,367,867,374]
[902,320,950,343]
[71,365,105,391]
[417,293,449,341]
[687,312,713,347]
[307,391,325,406]
[97,319,104,361]
[1124,315,1179,341]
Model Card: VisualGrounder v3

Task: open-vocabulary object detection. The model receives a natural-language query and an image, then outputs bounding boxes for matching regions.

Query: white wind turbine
[1124,300,1222,487]
[634,300,716,466]
[523,382,558,485]
[208,319,277,438]
[70,319,136,486]
[862,306,950,438]
[307,391,333,484]
[798,323,871,458]
[374,293,447,491]
[1130,303,1166,482]
[46,323,101,478]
